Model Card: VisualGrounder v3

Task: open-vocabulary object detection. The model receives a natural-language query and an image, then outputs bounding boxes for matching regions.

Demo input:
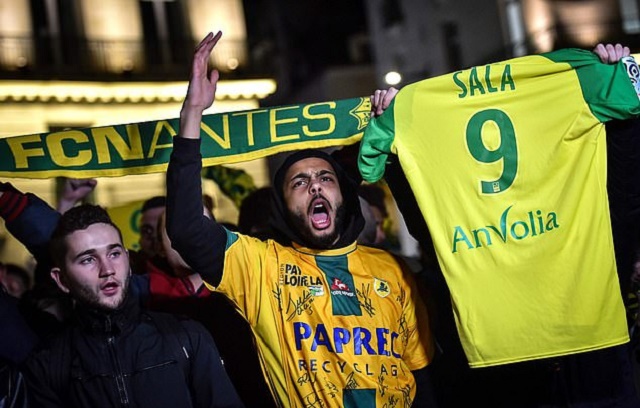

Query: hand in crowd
[180,31,222,140]
[57,178,97,214]
[370,87,398,118]
[593,43,630,64]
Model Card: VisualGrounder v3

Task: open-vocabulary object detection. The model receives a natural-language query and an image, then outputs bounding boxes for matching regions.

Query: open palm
[184,31,222,112]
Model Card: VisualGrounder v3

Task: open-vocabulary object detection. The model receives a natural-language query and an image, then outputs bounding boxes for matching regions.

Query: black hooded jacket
[23,291,243,408]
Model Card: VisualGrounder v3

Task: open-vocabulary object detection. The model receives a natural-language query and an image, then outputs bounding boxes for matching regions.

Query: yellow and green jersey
[209,232,433,407]
[359,49,640,367]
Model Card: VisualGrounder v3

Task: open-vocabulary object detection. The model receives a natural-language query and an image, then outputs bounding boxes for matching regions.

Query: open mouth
[101,281,120,296]
[309,198,331,230]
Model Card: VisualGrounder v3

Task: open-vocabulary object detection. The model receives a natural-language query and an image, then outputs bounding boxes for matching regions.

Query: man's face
[139,206,165,257]
[283,158,344,248]
[51,223,130,311]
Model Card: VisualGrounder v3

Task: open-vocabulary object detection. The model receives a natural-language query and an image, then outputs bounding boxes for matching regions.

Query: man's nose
[309,178,322,194]
[99,259,116,277]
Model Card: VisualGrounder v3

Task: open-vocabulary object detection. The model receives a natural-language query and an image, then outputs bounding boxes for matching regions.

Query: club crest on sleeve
[374,278,390,298]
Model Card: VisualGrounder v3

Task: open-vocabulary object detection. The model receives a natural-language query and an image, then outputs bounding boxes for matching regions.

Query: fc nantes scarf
[0,97,370,179]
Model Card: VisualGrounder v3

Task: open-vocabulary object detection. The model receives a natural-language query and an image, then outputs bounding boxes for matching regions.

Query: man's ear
[50,267,70,293]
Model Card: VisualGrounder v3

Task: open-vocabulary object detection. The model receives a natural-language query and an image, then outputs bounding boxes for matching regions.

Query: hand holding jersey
[370,87,398,118]
[593,43,630,63]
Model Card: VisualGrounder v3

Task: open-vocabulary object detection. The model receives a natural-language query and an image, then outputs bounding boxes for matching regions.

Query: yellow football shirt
[209,232,433,407]
[359,49,640,367]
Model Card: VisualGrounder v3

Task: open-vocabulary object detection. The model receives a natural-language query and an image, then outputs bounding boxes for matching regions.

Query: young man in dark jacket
[23,204,243,408]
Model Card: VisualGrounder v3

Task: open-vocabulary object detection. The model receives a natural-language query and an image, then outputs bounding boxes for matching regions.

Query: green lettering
[510,221,529,240]
[501,64,515,91]
[469,67,485,96]
[472,228,493,248]
[453,71,468,98]
[546,212,559,230]
[452,206,559,253]
[452,227,474,253]
[528,211,537,236]
[487,205,512,243]
[536,210,545,234]
[485,65,498,92]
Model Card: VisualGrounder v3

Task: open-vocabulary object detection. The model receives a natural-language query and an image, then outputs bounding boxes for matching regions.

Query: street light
[384,71,402,86]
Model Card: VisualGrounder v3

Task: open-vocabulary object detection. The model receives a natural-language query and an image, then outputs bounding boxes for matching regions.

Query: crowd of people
[2,33,640,408]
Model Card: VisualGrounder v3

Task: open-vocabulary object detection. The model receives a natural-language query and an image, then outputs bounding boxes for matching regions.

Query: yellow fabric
[361,52,639,367]
[106,199,144,251]
[213,233,433,407]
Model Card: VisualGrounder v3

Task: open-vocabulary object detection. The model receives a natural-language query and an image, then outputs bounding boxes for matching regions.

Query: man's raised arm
[166,31,227,287]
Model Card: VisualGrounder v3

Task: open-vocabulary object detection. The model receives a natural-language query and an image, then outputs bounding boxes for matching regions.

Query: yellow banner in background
[107,199,144,251]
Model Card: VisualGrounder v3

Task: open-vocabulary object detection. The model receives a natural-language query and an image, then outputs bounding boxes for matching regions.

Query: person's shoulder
[355,246,421,277]
[226,229,276,253]
[355,244,401,263]
[143,310,209,337]
[24,324,74,369]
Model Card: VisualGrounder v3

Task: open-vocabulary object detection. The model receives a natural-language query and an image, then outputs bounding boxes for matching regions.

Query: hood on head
[270,149,364,248]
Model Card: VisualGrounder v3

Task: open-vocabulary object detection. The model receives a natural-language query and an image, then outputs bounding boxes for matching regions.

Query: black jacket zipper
[106,316,130,407]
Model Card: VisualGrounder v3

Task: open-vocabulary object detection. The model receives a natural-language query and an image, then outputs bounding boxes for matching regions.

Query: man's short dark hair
[238,187,273,237]
[50,204,123,267]
[142,196,166,213]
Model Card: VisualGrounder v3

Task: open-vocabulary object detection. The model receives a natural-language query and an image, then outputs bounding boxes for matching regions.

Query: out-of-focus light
[385,71,402,86]
[121,60,134,73]
[0,79,277,102]
[226,58,239,70]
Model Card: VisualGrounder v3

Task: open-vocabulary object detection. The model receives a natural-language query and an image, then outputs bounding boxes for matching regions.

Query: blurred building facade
[364,0,640,88]
[0,0,275,267]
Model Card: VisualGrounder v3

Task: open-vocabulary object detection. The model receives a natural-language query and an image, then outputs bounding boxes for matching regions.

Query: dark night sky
[242,0,369,87]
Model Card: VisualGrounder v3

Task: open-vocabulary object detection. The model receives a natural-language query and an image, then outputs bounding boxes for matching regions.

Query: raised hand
[57,178,97,214]
[593,43,630,64]
[180,31,222,139]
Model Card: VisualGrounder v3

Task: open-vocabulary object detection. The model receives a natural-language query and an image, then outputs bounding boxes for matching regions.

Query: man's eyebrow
[72,248,96,261]
[72,243,124,261]
[290,171,311,181]
[290,169,336,181]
